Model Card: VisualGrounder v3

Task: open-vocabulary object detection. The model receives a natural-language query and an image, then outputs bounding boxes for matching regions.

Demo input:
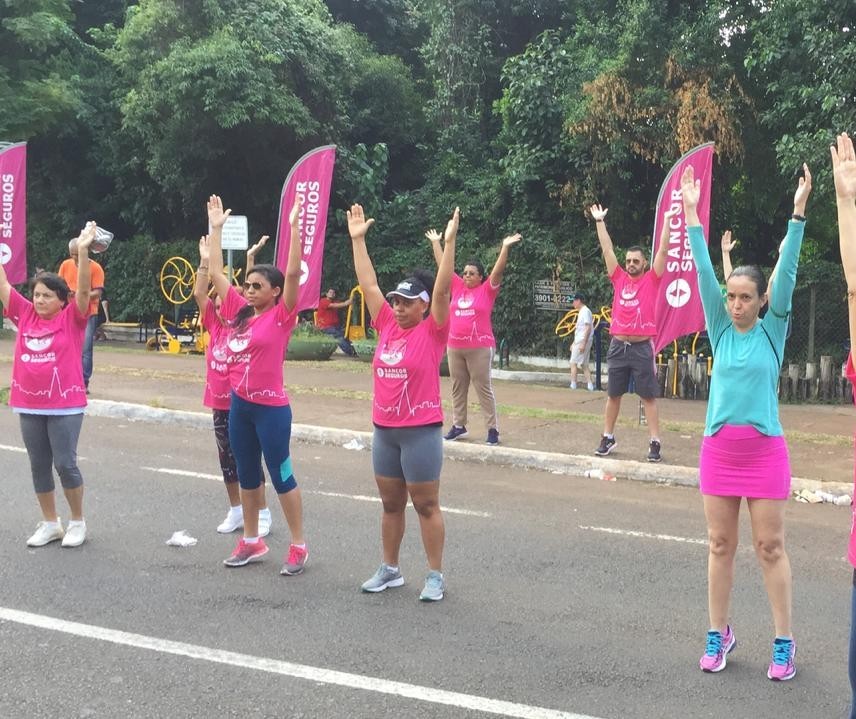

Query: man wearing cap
[589,203,669,463]
[58,237,105,392]
[569,292,595,391]
[315,288,357,357]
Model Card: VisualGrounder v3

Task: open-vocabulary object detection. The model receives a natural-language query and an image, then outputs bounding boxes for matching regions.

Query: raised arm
[720,231,736,280]
[651,208,678,277]
[245,234,268,275]
[832,133,856,364]
[489,233,522,287]
[432,207,459,327]
[74,222,97,317]
[768,164,811,316]
[194,235,211,313]
[590,204,618,275]
[328,297,353,310]
[426,229,443,267]
[282,198,302,312]
[206,195,232,300]
[347,204,384,319]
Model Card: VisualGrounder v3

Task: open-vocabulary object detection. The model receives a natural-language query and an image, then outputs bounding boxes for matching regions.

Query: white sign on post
[218,215,249,251]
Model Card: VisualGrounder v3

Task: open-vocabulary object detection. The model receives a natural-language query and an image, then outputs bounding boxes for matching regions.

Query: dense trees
[1,0,853,355]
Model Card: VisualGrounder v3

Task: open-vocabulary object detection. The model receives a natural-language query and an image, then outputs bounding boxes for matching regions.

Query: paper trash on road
[166,530,198,547]
[793,489,851,506]
[342,438,366,451]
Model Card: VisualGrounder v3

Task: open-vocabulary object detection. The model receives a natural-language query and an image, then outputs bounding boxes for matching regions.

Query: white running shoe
[62,521,87,547]
[217,508,243,534]
[27,520,64,547]
[258,508,272,538]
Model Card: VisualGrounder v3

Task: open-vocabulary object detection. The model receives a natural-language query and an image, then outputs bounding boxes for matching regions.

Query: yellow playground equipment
[555,305,610,337]
[344,285,368,341]
[148,256,205,353]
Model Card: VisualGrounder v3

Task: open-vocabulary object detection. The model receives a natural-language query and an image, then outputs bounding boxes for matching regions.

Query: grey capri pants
[372,424,443,483]
[18,413,85,493]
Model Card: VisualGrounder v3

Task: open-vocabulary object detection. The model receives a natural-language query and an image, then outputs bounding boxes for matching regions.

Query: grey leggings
[19,413,85,493]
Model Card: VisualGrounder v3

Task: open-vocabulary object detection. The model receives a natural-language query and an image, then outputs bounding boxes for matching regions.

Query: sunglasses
[242,281,264,291]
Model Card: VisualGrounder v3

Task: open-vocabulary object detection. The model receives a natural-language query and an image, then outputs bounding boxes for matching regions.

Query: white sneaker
[587,382,595,391]
[258,508,272,538]
[217,508,243,534]
[27,520,64,547]
[62,521,87,547]
[569,382,577,389]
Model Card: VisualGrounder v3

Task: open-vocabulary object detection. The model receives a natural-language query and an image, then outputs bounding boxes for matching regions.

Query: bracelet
[792,213,806,222]
[595,219,605,223]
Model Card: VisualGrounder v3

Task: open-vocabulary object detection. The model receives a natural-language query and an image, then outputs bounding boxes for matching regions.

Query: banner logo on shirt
[274,145,336,312]
[24,334,54,352]
[0,142,27,284]
[379,338,406,366]
[651,142,714,353]
[228,330,252,353]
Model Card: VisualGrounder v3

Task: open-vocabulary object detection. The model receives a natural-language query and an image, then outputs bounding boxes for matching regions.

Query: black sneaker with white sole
[647,440,662,463]
[595,435,616,456]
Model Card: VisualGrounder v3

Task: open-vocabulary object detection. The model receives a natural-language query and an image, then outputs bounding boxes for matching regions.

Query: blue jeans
[321,325,356,356]
[82,314,97,387]
[849,573,856,719]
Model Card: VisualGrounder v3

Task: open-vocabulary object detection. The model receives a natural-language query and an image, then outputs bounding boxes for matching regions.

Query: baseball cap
[573,291,586,301]
[386,277,430,302]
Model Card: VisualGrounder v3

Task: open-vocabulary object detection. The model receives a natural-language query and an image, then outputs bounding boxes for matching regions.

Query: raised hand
[721,230,736,253]
[832,133,856,202]
[207,195,231,228]
[425,229,442,243]
[680,166,701,210]
[502,233,523,247]
[589,204,608,221]
[347,203,375,239]
[288,195,302,228]
[77,221,97,252]
[247,235,269,258]
[444,207,461,241]
[793,163,812,214]
[199,235,210,262]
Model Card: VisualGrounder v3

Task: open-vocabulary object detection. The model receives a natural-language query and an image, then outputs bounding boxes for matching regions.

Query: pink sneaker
[699,625,736,672]
[767,637,796,681]
[280,543,309,576]
[223,538,269,567]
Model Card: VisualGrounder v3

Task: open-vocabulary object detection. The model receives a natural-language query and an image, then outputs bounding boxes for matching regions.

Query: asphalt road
[0,409,852,718]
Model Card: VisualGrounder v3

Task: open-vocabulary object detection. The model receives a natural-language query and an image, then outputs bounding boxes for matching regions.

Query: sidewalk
[1,337,854,490]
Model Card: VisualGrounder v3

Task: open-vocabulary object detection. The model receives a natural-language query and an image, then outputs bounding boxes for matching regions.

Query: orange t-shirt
[57,258,105,317]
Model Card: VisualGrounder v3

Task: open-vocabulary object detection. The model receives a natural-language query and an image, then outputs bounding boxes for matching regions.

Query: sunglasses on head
[242,281,264,291]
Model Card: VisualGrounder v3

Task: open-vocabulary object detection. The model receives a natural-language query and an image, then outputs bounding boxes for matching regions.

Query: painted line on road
[579,525,707,546]
[141,467,492,518]
[0,606,602,719]
[0,443,26,453]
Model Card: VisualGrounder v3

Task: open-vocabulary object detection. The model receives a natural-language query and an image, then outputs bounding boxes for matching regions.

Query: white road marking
[0,443,26,453]
[141,467,492,518]
[579,525,707,546]
[0,606,602,719]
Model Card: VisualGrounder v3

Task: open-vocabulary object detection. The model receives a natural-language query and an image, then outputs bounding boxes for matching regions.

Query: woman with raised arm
[206,195,308,574]
[428,230,521,445]
[832,132,856,719]
[1,222,97,548]
[349,204,456,601]
[193,234,272,536]
[682,163,811,681]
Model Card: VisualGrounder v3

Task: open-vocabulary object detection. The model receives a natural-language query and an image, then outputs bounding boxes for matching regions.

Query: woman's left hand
[793,163,811,215]
[502,233,522,247]
[248,235,269,258]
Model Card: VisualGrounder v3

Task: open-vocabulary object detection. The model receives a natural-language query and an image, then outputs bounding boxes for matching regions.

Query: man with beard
[588,203,671,462]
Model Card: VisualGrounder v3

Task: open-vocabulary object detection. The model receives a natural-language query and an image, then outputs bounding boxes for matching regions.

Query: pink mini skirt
[699,424,791,499]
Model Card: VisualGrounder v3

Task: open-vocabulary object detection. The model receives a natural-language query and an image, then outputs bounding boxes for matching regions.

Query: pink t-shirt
[447,274,499,349]
[4,288,88,410]
[609,266,661,337]
[220,287,297,407]
[371,302,450,427]
[847,353,856,568]
[201,301,231,411]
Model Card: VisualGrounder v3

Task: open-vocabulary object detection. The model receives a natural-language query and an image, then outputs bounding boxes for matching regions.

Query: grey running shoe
[223,538,269,567]
[361,563,404,592]
[595,435,616,456]
[419,570,445,602]
[280,543,308,576]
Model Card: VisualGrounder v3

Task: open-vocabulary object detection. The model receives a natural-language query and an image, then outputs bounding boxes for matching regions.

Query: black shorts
[606,338,659,399]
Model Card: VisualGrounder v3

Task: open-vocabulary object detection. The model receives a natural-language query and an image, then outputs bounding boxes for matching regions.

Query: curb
[85,399,851,499]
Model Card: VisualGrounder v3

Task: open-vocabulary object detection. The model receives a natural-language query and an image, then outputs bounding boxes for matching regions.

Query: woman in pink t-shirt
[347,203,457,602]
[833,132,856,719]
[0,222,97,549]
[428,231,522,446]
[194,234,273,536]
[206,195,308,575]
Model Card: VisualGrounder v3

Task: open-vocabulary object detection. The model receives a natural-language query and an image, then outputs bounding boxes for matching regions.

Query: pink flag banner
[651,142,715,353]
[274,145,336,311]
[0,142,27,284]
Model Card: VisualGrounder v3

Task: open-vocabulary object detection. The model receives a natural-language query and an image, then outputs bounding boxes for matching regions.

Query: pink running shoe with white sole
[767,637,796,681]
[700,625,736,672]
